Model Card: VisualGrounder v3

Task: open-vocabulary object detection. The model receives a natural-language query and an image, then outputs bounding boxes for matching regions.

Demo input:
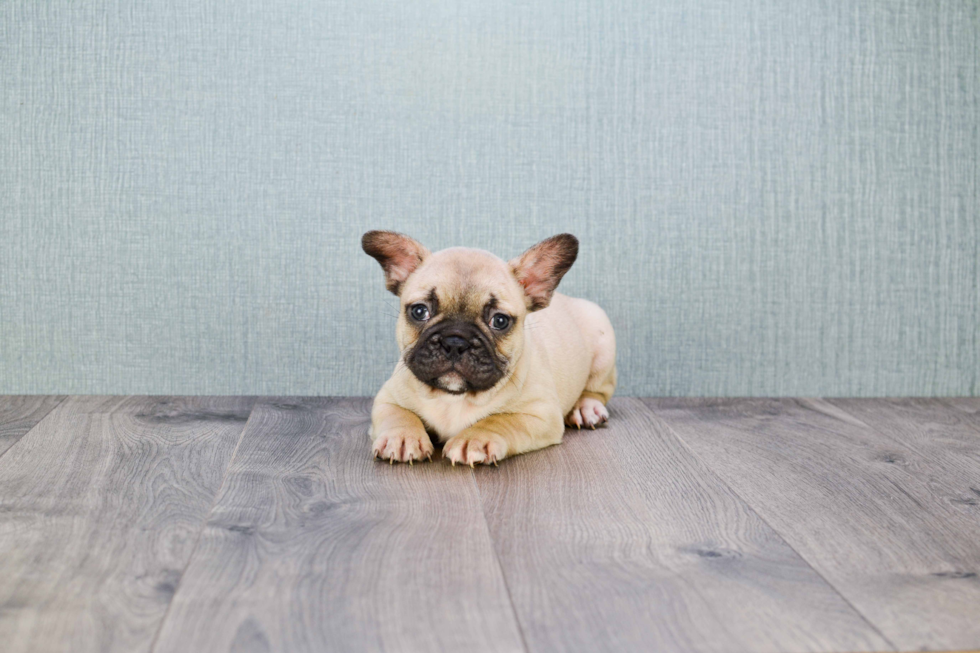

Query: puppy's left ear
[362,230,430,295]
[509,234,578,311]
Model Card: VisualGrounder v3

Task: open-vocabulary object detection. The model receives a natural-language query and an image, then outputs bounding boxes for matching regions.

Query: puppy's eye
[409,304,430,321]
[490,314,511,330]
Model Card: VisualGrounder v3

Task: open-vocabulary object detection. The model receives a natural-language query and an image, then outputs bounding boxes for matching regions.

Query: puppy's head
[362,231,578,395]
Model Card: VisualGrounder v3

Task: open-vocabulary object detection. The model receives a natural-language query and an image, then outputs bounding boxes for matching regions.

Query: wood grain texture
[827,398,980,514]
[0,395,255,653]
[153,397,525,653]
[646,397,980,651]
[0,395,66,457]
[476,398,889,653]
[947,397,980,418]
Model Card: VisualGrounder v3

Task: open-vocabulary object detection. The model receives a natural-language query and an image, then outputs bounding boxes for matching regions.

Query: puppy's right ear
[361,231,430,295]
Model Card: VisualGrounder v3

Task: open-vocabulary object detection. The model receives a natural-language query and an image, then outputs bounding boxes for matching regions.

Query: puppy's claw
[389,457,394,465]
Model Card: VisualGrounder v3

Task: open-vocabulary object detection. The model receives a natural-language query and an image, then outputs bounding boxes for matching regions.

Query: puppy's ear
[509,234,578,311]
[361,231,430,295]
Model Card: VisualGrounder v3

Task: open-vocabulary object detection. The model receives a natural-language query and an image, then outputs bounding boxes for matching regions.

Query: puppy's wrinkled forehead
[402,247,523,314]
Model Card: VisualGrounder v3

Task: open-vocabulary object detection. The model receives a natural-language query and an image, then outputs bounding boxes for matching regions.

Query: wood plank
[0,395,66,457]
[947,397,980,441]
[476,397,890,653]
[646,397,980,652]
[946,397,980,419]
[153,398,525,653]
[827,398,980,512]
[0,395,256,653]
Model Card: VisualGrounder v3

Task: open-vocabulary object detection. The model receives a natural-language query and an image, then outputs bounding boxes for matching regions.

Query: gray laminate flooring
[0,396,977,653]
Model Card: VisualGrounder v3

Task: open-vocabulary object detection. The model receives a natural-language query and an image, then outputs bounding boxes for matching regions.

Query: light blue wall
[1,0,977,396]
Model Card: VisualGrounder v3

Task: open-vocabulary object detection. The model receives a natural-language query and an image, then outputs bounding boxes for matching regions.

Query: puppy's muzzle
[407,320,506,393]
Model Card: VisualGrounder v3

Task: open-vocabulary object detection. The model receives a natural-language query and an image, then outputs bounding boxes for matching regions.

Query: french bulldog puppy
[362,231,616,466]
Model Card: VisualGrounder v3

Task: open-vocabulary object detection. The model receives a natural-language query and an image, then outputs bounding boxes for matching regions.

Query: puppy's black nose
[441,335,470,359]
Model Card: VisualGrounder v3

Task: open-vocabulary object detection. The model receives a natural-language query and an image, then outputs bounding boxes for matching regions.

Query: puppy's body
[379,290,615,439]
[364,236,616,465]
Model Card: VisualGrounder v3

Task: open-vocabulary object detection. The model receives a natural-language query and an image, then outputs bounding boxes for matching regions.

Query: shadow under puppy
[362,231,616,466]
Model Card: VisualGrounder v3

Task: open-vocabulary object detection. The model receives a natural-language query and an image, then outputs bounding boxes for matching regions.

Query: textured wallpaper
[1,0,977,396]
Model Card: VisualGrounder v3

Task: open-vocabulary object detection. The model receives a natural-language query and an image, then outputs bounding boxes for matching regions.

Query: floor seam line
[636,397,899,653]
[818,397,955,464]
[0,395,70,464]
[146,396,260,653]
[470,470,533,653]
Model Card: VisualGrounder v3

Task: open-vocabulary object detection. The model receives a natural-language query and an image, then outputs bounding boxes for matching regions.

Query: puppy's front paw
[565,396,609,429]
[443,431,508,467]
[372,428,434,464]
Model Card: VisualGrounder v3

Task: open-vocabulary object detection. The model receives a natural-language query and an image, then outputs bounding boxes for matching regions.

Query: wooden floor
[0,397,978,653]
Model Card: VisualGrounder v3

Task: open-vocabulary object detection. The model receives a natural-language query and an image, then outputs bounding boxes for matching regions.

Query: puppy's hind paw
[565,397,609,430]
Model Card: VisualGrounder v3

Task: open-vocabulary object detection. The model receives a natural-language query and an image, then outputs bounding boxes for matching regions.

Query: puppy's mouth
[406,319,507,394]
